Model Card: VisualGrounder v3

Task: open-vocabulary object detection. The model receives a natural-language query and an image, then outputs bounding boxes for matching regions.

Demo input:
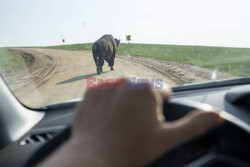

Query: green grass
[49,43,250,77]
[0,48,21,73]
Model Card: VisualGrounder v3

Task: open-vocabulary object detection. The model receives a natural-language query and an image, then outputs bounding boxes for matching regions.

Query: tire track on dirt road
[3,48,233,108]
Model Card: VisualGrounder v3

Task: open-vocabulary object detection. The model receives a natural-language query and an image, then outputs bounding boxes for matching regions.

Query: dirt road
[2,48,233,108]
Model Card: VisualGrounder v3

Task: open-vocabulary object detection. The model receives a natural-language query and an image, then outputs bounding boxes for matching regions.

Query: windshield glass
[0,0,250,108]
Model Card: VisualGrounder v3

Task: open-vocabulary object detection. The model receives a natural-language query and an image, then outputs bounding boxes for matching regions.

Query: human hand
[41,78,223,167]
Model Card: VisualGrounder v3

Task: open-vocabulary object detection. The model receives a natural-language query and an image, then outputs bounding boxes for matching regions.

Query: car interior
[0,76,249,167]
[1,1,250,167]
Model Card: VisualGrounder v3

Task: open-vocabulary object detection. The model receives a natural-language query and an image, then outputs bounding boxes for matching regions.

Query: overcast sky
[0,0,250,47]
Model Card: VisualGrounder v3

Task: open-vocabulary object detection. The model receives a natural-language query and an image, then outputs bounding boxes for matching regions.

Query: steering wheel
[25,99,250,167]
[149,99,250,167]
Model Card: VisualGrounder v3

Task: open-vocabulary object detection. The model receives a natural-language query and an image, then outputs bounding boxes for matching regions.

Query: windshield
[0,0,250,108]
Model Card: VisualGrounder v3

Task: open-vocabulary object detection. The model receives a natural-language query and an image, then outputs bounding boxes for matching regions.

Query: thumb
[161,110,224,151]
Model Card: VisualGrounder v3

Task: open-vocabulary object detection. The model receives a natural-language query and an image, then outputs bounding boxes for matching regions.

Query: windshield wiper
[173,77,250,92]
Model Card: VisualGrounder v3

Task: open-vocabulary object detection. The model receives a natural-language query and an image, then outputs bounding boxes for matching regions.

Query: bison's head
[115,38,120,47]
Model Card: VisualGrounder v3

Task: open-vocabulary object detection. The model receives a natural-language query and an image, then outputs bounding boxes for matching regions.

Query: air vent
[20,132,56,145]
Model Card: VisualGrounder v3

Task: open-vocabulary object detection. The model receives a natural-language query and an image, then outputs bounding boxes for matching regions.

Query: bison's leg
[92,51,100,74]
[96,65,101,74]
[108,54,115,71]
[97,55,104,74]
[100,57,104,73]
[93,55,98,66]
[92,48,98,66]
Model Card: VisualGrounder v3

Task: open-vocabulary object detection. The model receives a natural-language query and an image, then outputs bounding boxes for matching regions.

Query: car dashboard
[0,83,249,167]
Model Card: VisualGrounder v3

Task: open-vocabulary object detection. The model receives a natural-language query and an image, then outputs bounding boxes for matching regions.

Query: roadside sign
[126,35,131,41]
[126,35,131,55]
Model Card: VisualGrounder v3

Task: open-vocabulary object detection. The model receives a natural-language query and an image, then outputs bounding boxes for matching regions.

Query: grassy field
[48,43,250,77]
[0,48,21,73]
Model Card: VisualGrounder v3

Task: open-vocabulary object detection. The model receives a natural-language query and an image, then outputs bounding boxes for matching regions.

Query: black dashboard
[0,84,249,167]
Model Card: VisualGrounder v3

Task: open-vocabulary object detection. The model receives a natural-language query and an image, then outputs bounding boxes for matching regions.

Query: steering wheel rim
[148,99,250,167]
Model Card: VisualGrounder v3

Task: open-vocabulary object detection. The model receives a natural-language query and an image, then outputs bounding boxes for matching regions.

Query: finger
[161,110,224,150]
[153,88,172,122]
[154,85,172,100]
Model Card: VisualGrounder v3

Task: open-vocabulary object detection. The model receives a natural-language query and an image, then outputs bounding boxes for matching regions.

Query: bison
[92,34,120,74]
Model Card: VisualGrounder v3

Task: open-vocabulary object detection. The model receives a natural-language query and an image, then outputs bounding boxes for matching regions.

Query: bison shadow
[56,73,98,85]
